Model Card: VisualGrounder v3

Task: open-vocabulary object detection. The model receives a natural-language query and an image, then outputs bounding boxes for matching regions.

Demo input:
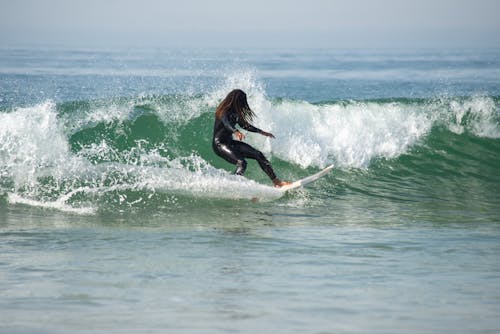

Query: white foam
[0,101,71,184]
[7,193,96,215]
[0,101,101,213]
[250,97,432,168]
[137,161,282,201]
[445,96,500,138]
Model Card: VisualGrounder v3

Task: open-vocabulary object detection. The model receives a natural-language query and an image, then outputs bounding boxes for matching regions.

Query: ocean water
[1,47,500,333]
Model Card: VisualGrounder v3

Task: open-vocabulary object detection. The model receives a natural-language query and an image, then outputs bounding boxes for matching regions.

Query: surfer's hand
[260,131,275,139]
[234,130,245,141]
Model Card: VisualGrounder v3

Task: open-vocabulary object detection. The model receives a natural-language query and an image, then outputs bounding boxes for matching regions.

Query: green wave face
[1,94,499,214]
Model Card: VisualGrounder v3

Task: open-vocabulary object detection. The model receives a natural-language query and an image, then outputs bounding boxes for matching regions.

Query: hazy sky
[0,0,498,48]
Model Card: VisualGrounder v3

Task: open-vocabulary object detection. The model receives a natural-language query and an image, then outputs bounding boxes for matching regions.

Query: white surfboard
[279,164,334,192]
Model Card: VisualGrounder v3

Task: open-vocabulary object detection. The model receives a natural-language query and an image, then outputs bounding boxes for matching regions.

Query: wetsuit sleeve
[239,120,262,133]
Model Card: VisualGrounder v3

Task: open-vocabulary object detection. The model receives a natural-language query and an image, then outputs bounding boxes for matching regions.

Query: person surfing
[212,89,291,188]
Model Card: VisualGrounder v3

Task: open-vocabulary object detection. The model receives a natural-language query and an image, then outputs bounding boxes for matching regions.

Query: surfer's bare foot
[273,179,292,188]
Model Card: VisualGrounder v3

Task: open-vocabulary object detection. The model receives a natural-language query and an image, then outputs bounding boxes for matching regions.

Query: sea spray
[442,95,500,138]
[0,101,72,185]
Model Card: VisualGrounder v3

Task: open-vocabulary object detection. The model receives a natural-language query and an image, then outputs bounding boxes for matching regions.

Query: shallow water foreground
[1,201,499,334]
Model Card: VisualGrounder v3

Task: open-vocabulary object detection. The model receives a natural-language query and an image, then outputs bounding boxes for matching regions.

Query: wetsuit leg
[213,142,247,175]
[235,142,277,180]
[213,141,277,180]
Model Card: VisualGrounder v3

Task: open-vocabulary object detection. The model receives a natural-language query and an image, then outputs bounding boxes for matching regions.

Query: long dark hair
[215,89,256,124]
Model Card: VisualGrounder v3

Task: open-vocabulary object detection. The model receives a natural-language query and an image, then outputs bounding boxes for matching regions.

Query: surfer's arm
[259,130,275,138]
[240,121,275,138]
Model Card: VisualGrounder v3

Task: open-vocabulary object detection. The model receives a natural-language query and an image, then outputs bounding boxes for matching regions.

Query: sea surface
[1,47,500,333]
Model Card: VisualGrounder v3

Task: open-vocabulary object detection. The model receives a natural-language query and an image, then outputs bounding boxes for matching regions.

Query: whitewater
[1,47,499,334]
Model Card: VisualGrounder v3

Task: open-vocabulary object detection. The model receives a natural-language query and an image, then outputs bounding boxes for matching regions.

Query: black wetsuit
[212,109,277,180]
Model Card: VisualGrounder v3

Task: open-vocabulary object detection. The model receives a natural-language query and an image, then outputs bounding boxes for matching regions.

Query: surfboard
[279,164,334,192]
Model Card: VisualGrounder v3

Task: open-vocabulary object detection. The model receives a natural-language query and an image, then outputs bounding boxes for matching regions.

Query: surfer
[213,89,291,187]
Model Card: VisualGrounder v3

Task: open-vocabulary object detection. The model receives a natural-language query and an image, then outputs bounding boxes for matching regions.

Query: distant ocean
[1,47,499,333]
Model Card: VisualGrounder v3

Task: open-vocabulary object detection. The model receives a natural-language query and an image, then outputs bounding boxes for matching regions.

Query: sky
[0,0,499,48]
